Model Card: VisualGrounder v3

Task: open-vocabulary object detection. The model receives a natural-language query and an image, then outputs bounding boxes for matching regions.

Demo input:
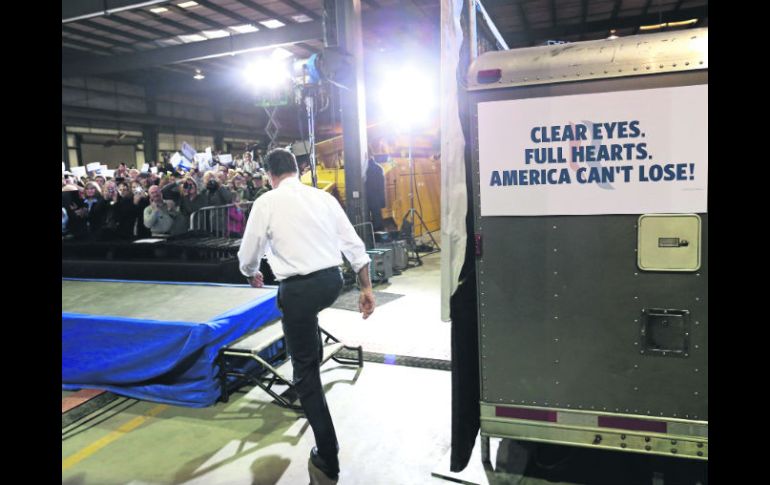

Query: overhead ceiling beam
[76,18,157,43]
[502,5,707,46]
[232,0,292,25]
[550,0,558,27]
[63,20,324,77]
[196,0,256,25]
[165,3,223,30]
[62,0,169,24]
[278,0,321,21]
[635,0,656,34]
[62,27,136,52]
[516,1,532,46]
[98,13,173,38]
[579,0,589,40]
[131,9,200,34]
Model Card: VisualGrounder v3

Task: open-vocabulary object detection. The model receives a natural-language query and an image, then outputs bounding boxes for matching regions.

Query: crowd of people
[62,152,272,241]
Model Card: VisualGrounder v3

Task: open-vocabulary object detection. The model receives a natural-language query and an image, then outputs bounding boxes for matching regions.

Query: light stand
[304,90,318,188]
[404,129,440,266]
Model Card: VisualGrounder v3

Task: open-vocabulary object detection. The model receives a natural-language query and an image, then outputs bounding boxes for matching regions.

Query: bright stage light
[243,56,292,91]
[378,66,436,129]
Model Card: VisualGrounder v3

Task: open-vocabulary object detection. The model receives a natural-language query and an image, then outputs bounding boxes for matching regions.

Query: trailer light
[477,69,502,84]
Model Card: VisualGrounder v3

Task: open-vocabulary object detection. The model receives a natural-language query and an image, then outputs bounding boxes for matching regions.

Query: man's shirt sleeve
[330,194,371,273]
[238,198,269,277]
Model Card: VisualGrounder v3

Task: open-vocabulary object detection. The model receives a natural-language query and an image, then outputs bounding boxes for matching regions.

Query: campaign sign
[477,85,708,216]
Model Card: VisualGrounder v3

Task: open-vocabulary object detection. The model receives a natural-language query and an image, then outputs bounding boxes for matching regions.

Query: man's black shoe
[309,447,339,484]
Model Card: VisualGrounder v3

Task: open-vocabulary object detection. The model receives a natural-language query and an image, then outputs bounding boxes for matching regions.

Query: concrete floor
[62,251,707,484]
[63,252,457,485]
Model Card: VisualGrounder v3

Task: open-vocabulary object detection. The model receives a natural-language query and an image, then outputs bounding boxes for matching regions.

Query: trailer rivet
[694,368,698,372]
[554,294,559,298]
[697,451,703,457]
[697,443,703,448]
[554,360,559,364]
[554,248,558,252]
[634,296,638,300]
[671,449,677,454]
[553,225,557,229]
[671,440,677,445]
[634,273,638,276]
[621,434,626,440]
[554,338,559,342]
[634,342,638,346]
[645,445,652,451]
[620,443,627,448]
[695,297,700,301]
[659,65,664,68]
[554,271,558,275]
[634,365,638,369]
[685,62,690,66]
[634,387,638,391]
[645,437,651,442]
[695,345,699,349]
[556,381,560,385]
[694,391,699,396]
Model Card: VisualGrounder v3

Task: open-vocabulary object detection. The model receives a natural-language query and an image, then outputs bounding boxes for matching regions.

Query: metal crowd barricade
[189,201,254,239]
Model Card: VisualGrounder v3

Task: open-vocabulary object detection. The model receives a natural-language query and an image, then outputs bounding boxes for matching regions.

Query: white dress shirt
[238,176,370,281]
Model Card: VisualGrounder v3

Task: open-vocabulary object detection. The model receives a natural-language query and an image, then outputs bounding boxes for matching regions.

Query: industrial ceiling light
[193,69,205,80]
[202,30,229,39]
[231,24,259,33]
[178,1,198,7]
[150,7,169,14]
[260,19,285,29]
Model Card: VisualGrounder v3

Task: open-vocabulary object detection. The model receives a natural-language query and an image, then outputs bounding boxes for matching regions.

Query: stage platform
[62,278,282,407]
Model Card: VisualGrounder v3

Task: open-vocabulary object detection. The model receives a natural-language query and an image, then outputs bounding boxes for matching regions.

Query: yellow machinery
[300,123,440,236]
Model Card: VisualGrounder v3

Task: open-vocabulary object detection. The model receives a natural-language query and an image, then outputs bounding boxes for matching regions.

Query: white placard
[150,167,158,174]
[141,163,150,173]
[99,164,109,174]
[103,169,115,178]
[478,84,708,216]
[71,166,86,178]
[219,154,233,165]
[86,162,101,172]
[170,152,182,168]
[62,162,65,174]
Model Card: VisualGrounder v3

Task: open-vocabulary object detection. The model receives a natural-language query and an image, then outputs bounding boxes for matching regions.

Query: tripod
[403,132,440,266]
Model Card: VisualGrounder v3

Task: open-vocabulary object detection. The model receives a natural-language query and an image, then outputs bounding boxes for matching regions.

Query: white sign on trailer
[477,85,708,216]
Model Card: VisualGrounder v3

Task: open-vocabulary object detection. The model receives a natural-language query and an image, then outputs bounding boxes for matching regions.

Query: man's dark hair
[264,148,298,177]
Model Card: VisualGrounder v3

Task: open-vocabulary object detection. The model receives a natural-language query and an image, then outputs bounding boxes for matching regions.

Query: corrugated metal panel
[468,28,707,91]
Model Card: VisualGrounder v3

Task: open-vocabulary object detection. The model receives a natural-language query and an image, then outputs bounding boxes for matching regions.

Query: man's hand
[359,289,375,319]
[246,271,264,288]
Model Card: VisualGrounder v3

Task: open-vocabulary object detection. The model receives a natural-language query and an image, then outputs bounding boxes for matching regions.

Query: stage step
[219,320,363,409]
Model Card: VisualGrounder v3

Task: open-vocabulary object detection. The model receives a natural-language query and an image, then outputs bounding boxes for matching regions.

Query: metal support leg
[481,433,492,467]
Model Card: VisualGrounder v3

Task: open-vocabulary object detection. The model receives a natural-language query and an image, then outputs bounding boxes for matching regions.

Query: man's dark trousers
[278,267,344,473]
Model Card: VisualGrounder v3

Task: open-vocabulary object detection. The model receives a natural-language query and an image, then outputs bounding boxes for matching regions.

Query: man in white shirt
[238,148,375,484]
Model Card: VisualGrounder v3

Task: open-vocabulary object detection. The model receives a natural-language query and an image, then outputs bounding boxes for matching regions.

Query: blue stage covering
[62,278,282,407]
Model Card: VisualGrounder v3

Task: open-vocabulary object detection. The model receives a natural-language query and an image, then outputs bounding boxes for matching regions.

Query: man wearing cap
[238,148,375,485]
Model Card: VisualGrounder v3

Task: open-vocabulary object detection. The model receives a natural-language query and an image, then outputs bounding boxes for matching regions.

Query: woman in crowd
[227,191,246,238]
[113,182,138,240]
[77,181,108,239]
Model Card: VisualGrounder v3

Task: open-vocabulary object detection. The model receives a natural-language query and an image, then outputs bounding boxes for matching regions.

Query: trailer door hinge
[474,233,483,257]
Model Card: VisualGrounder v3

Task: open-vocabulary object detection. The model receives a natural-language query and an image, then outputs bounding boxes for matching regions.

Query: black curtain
[449,0,481,472]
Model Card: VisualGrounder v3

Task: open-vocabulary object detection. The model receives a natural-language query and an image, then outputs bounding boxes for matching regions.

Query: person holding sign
[238,148,375,485]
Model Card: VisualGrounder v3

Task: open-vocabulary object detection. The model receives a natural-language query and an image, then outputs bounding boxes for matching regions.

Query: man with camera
[238,148,375,485]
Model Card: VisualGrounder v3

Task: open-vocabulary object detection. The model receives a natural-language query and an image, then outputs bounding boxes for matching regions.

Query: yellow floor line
[62,404,168,471]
